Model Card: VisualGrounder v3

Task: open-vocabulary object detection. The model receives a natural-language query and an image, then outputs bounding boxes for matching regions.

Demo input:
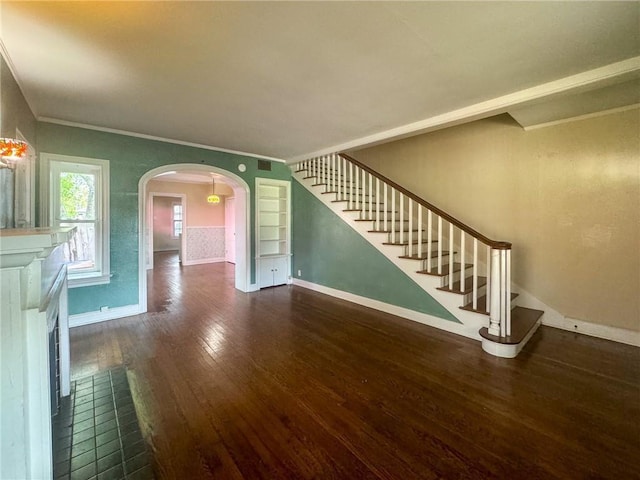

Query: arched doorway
[138,164,251,313]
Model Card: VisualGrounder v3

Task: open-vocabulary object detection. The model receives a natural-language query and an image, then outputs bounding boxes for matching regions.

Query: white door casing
[225,197,236,263]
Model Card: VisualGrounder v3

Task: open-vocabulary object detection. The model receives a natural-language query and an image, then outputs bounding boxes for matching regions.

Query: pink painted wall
[152,196,180,251]
[148,180,231,226]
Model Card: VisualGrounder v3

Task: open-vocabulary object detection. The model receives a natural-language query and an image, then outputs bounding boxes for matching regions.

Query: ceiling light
[207,176,220,204]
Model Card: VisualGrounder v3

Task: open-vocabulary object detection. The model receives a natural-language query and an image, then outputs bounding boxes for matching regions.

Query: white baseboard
[543,315,640,347]
[247,283,259,292]
[293,279,481,341]
[69,304,143,328]
[181,257,225,266]
[514,284,640,347]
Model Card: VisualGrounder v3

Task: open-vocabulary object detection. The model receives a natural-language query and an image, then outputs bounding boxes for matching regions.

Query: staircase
[292,153,543,358]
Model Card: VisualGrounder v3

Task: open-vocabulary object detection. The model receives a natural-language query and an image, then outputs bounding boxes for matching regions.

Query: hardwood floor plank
[68,252,640,479]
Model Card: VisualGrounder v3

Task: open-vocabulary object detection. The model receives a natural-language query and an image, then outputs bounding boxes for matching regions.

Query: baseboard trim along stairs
[293,154,544,358]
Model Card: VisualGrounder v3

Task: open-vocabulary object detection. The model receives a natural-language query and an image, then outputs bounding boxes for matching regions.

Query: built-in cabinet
[256,179,290,288]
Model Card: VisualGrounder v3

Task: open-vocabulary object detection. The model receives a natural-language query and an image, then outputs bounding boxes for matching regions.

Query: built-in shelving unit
[256,179,291,288]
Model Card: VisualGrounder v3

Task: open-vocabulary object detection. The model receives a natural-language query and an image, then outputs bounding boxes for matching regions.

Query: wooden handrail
[338,153,511,250]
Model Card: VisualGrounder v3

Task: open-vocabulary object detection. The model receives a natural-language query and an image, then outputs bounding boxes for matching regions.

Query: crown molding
[288,56,640,162]
[38,117,287,163]
[522,103,640,131]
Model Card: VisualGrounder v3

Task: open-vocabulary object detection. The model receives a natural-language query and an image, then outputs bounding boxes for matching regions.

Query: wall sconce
[0,138,28,169]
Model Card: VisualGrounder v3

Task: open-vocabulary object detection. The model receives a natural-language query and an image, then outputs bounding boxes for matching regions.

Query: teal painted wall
[1,57,36,144]
[37,122,291,315]
[292,179,459,323]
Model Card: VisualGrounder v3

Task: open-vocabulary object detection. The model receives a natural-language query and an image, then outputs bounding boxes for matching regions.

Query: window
[43,154,110,287]
[172,203,183,238]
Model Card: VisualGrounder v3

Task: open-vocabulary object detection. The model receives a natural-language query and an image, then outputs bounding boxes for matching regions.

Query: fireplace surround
[0,227,74,479]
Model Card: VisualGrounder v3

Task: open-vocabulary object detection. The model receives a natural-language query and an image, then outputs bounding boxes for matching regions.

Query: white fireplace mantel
[0,227,74,479]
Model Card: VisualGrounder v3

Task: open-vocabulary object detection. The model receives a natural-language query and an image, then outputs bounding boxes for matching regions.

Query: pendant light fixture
[207,174,221,204]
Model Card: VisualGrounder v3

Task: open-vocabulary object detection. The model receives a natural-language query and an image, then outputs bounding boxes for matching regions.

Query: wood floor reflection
[70,252,640,479]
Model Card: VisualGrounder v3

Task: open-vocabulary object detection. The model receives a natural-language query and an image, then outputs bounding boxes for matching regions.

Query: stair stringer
[293,172,489,341]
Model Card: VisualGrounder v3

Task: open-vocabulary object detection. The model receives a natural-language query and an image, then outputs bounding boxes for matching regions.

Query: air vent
[257,160,272,171]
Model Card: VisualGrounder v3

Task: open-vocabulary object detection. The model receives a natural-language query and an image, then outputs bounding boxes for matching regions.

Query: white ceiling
[1,2,639,161]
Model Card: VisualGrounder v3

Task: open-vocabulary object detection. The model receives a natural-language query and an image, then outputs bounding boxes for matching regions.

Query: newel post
[488,243,512,337]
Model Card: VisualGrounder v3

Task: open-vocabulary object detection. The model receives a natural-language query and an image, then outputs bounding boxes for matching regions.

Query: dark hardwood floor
[70,252,640,479]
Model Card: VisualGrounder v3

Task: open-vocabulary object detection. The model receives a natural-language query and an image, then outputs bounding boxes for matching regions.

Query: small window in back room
[172,203,183,238]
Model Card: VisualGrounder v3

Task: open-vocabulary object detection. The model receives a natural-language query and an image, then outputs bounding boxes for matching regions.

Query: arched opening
[138,164,251,313]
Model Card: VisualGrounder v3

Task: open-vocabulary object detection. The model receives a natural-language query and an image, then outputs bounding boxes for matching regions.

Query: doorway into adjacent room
[138,164,251,314]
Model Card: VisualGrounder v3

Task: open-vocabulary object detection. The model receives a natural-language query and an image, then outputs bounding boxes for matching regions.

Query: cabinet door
[271,257,288,286]
[258,258,274,288]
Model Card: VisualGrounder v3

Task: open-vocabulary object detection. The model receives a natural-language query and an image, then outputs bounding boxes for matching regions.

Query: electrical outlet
[297,270,302,276]
[100,306,109,312]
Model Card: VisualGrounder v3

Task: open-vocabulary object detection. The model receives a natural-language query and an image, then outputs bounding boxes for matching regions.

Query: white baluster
[355,166,360,210]
[340,157,347,200]
[427,210,432,272]
[390,188,396,242]
[437,216,443,275]
[383,183,388,232]
[360,168,365,208]
[399,194,404,246]
[486,245,491,315]
[375,178,380,230]
[417,204,423,258]
[368,173,373,220]
[449,223,454,289]
[460,231,466,294]
[500,249,507,338]
[506,249,512,336]
[326,155,330,189]
[472,239,478,310]
[336,156,341,198]
[349,162,353,210]
[408,198,413,257]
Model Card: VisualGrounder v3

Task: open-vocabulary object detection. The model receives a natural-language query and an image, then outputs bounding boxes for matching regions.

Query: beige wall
[353,110,640,332]
[147,180,232,226]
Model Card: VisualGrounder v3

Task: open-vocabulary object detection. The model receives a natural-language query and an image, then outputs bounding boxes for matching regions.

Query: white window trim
[41,152,110,288]
[172,202,183,239]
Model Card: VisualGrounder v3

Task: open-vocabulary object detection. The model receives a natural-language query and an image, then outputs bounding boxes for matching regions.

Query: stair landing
[479,306,543,357]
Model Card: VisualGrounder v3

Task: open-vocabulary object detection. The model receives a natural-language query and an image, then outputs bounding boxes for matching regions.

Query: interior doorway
[138,164,251,314]
[148,193,186,270]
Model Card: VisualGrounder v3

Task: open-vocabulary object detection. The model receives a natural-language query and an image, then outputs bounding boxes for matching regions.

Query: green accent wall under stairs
[292,179,459,323]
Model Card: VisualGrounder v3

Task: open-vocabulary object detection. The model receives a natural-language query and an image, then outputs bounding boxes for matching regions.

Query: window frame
[172,202,183,239]
[41,153,110,288]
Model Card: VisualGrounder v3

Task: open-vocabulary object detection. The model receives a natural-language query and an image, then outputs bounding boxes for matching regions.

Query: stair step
[368,229,426,234]
[398,251,452,260]
[344,209,394,214]
[355,218,410,223]
[333,199,384,205]
[417,262,472,277]
[479,306,543,344]
[437,276,487,295]
[383,239,435,246]
[460,293,519,315]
